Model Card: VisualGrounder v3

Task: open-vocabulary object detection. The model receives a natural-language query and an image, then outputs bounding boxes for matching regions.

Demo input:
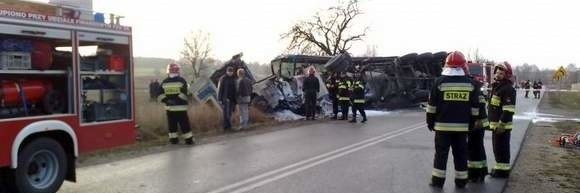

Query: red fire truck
[0,3,135,193]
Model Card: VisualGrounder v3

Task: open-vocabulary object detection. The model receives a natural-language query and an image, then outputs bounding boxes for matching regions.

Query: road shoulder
[505,92,580,193]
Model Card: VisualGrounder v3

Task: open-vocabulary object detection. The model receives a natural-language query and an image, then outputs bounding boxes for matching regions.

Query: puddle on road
[514,112,580,123]
[366,110,393,117]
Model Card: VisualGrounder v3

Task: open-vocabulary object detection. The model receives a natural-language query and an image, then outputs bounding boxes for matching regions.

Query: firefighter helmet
[166,63,180,74]
[445,51,467,68]
[495,61,513,79]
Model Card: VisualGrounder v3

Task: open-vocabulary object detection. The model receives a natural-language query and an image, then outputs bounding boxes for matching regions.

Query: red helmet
[495,61,513,79]
[445,51,467,68]
[166,63,180,74]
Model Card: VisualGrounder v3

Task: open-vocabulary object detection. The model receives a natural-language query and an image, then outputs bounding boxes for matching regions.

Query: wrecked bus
[246,52,448,115]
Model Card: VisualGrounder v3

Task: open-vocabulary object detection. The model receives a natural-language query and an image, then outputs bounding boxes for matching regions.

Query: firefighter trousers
[339,99,350,120]
[432,132,468,184]
[304,92,317,119]
[351,102,366,121]
[492,130,511,176]
[331,97,339,118]
[167,111,193,140]
[468,129,488,179]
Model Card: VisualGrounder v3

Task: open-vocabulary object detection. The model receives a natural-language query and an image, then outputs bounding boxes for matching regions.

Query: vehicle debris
[234,52,448,115]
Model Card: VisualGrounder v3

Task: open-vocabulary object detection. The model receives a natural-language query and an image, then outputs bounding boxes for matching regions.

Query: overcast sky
[35,0,580,69]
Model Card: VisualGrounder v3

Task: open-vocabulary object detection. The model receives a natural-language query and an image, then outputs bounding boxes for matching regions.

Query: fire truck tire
[42,90,65,114]
[7,138,67,193]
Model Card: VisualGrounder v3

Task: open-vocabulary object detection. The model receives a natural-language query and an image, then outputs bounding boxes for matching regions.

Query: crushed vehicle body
[247,52,448,114]
[209,52,448,115]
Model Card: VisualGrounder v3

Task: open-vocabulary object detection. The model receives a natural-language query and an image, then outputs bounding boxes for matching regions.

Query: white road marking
[206,123,426,193]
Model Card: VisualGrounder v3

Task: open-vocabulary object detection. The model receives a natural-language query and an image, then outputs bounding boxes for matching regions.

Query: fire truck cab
[0,2,135,193]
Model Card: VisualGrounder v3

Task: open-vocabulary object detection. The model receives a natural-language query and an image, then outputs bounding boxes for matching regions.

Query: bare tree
[281,0,367,56]
[362,44,378,57]
[181,30,212,82]
[468,48,494,64]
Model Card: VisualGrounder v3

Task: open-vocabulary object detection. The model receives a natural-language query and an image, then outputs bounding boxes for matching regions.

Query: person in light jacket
[237,69,253,130]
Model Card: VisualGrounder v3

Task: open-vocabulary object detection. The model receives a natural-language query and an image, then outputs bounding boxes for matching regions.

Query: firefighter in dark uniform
[524,80,531,98]
[326,72,340,120]
[463,65,490,183]
[350,64,367,123]
[488,62,516,178]
[303,67,320,120]
[337,72,352,120]
[426,51,479,188]
[158,63,195,145]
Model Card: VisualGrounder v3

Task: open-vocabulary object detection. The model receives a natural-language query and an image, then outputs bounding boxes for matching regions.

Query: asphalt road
[59,92,540,193]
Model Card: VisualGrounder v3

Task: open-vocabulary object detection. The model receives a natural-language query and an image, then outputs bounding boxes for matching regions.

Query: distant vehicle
[467,62,485,83]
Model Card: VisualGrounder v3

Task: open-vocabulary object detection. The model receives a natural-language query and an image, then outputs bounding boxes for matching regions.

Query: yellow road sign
[553,66,567,81]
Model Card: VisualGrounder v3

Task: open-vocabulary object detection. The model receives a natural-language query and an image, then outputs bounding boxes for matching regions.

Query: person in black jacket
[158,63,195,145]
[303,67,320,120]
[218,67,237,131]
[350,64,367,123]
[463,65,490,183]
[535,80,543,99]
[488,62,517,178]
[426,51,479,188]
[524,80,531,98]
[532,81,539,99]
[326,73,340,119]
[337,72,352,120]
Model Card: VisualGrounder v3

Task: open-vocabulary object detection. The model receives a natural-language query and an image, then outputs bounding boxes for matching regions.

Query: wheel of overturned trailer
[42,90,65,114]
[7,138,67,193]
[399,53,418,64]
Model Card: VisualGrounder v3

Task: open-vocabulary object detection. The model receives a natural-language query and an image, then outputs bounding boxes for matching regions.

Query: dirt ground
[505,92,580,193]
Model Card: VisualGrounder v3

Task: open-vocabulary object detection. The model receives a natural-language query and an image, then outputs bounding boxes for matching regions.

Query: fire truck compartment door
[0,23,71,39]
[78,32,128,45]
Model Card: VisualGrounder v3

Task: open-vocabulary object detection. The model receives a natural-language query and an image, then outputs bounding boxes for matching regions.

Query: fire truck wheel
[43,90,65,114]
[8,138,67,193]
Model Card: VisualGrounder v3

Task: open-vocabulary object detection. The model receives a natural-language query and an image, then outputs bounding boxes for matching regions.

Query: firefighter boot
[490,169,510,178]
[170,138,179,145]
[455,179,468,188]
[349,117,357,123]
[362,116,367,123]
[186,139,194,145]
[429,176,445,188]
[185,138,195,145]
[468,169,479,183]
[479,167,489,182]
